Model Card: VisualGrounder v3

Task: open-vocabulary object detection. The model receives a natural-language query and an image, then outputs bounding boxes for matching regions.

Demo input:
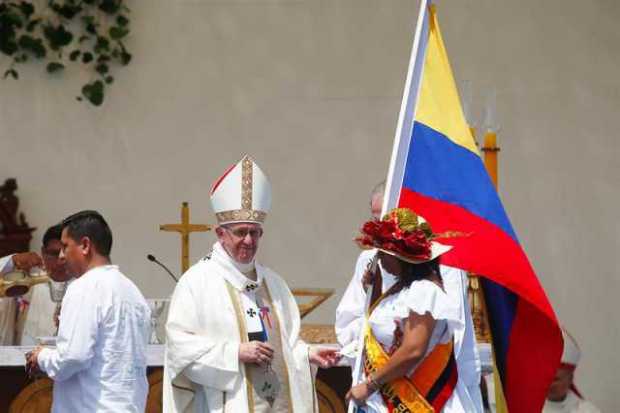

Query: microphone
[147,254,179,283]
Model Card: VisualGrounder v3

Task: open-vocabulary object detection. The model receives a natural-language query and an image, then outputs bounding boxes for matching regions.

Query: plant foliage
[0,0,132,106]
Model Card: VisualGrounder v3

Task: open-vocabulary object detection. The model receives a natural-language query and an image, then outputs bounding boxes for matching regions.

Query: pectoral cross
[160,202,212,274]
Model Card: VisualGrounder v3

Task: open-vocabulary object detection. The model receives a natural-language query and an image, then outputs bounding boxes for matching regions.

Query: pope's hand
[239,341,274,365]
[309,347,341,368]
[12,252,43,272]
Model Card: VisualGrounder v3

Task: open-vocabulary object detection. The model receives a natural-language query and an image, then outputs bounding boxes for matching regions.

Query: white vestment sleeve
[37,282,98,382]
[0,255,14,274]
[165,277,241,392]
[180,339,240,390]
[335,252,372,348]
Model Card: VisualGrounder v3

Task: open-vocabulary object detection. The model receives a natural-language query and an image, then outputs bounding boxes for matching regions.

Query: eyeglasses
[223,226,263,239]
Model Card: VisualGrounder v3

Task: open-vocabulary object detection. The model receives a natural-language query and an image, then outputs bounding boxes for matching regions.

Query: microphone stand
[146,254,179,283]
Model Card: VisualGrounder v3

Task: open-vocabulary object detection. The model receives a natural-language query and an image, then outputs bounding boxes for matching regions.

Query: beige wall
[1,0,618,410]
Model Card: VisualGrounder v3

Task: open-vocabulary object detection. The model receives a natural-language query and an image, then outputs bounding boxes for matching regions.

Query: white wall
[1,0,618,410]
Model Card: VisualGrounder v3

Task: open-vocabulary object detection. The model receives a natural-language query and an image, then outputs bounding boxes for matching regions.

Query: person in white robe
[543,328,600,413]
[0,224,73,345]
[0,252,42,344]
[345,208,481,412]
[164,155,339,413]
[23,224,73,344]
[335,185,483,412]
[28,210,151,412]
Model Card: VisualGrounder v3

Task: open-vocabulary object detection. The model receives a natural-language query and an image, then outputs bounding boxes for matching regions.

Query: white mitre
[561,327,581,369]
[210,155,272,224]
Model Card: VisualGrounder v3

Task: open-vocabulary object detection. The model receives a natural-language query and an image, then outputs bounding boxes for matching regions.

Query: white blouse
[368,279,462,356]
[365,279,475,413]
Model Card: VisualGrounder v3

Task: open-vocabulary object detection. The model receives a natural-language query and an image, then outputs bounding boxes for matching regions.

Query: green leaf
[99,0,121,15]
[69,49,81,61]
[50,3,82,19]
[3,68,19,79]
[46,62,64,73]
[19,2,35,18]
[81,80,104,106]
[78,35,89,43]
[116,15,129,27]
[109,26,129,40]
[43,24,74,51]
[81,52,93,63]
[81,15,95,26]
[0,39,18,56]
[18,34,46,58]
[120,50,131,65]
[26,18,41,32]
[97,54,110,63]
[104,75,114,84]
[86,23,97,35]
[95,62,108,75]
[14,53,28,63]
[1,9,24,29]
[94,36,110,53]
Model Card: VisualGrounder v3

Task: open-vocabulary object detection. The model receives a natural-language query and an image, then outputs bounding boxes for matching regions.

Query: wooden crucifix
[160,202,211,274]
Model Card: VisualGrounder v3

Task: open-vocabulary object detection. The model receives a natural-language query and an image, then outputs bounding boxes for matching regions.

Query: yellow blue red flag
[382,2,563,412]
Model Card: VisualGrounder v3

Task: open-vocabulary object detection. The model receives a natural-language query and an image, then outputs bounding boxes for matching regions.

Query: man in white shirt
[27,210,151,412]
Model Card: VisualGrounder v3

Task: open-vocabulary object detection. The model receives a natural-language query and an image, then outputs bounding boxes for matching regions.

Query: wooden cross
[160,202,211,274]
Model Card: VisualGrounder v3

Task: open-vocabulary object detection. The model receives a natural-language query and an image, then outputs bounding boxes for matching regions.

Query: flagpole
[347,1,430,412]
[382,0,431,213]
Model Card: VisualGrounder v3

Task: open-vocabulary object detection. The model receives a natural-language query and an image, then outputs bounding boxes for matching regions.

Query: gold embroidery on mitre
[216,157,267,223]
[216,210,267,224]
[241,157,253,210]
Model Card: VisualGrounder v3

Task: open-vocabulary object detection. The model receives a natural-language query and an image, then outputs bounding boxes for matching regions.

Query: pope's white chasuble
[164,243,317,413]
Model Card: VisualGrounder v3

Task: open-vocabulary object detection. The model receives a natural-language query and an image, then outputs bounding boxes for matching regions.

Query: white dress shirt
[38,265,151,412]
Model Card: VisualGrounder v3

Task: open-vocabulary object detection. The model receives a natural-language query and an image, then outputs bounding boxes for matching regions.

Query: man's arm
[36,283,98,382]
[335,252,373,347]
[0,252,43,275]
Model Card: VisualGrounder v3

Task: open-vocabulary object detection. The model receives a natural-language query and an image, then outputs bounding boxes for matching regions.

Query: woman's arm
[347,311,436,404]
[373,311,435,383]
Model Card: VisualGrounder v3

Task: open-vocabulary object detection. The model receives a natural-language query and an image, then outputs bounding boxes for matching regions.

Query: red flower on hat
[355,209,435,262]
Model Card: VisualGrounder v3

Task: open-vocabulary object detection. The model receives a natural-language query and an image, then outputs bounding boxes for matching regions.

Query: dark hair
[61,210,113,256]
[394,258,441,291]
[42,224,63,248]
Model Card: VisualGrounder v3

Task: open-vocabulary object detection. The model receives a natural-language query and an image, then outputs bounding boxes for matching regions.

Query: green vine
[0,0,132,106]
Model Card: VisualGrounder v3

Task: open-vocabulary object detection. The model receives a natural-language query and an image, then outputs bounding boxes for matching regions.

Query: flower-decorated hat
[355,208,452,264]
[210,155,271,225]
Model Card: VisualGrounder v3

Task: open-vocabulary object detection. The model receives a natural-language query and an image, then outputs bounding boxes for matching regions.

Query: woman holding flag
[345,207,480,413]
